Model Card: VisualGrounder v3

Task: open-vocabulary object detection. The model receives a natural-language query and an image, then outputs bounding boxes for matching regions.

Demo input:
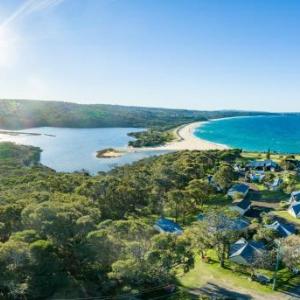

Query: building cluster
[154,158,299,272]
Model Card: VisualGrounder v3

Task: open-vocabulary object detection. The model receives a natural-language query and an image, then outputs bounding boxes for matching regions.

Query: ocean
[2,114,300,173]
[194,115,300,154]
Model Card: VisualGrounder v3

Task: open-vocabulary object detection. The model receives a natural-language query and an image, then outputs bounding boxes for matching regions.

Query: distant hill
[0,99,273,130]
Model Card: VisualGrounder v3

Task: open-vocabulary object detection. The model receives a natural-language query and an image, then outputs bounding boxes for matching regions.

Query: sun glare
[0,26,18,68]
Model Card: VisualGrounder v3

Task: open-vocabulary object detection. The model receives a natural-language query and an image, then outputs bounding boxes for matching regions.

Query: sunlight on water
[0,127,168,174]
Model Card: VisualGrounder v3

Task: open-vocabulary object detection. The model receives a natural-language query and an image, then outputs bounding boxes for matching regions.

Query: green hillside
[0,142,41,166]
[0,99,271,130]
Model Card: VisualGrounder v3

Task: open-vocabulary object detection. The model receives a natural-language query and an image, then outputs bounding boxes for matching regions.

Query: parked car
[253,274,272,285]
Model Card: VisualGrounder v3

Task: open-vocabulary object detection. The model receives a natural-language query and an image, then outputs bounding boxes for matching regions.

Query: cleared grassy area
[177,252,300,299]
[248,188,288,202]
[276,268,300,295]
[203,194,232,208]
[272,210,300,227]
[178,253,273,295]
[241,152,300,162]
[294,181,300,190]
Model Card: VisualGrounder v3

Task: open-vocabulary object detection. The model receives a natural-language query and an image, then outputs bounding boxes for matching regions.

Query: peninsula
[132,121,227,152]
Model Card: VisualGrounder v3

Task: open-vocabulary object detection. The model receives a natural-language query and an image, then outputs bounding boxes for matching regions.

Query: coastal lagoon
[2,114,300,174]
[195,115,300,154]
[0,127,168,174]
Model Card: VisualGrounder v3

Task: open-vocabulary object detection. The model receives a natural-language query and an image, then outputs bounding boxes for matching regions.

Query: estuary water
[0,127,168,174]
[194,115,300,154]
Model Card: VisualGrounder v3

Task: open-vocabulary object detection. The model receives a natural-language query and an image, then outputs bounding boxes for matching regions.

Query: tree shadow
[276,273,300,298]
[188,282,253,299]
[244,205,273,218]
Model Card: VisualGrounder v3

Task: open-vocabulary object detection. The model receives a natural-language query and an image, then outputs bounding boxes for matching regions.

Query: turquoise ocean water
[194,115,300,154]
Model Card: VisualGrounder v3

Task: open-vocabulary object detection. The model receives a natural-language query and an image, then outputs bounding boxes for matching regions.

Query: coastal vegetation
[1,142,300,298]
[0,142,239,298]
[96,148,123,158]
[128,129,175,147]
[0,142,41,166]
[0,99,272,130]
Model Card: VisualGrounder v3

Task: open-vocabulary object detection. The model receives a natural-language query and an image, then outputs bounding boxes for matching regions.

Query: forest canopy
[0,99,272,130]
[0,142,241,298]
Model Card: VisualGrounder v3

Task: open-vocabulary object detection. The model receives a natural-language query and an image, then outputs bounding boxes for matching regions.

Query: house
[231,197,251,215]
[247,160,279,172]
[154,218,183,235]
[269,178,283,191]
[234,163,246,173]
[231,218,250,231]
[290,191,300,204]
[229,238,265,266]
[288,202,300,218]
[227,183,250,199]
[249,171,265,183]
[265,220,295,237]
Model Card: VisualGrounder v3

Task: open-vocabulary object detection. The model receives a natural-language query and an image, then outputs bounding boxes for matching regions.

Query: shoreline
[130,120,229,152]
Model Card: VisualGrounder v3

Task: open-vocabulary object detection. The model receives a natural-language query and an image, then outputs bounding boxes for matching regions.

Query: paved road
[187,281,299,300]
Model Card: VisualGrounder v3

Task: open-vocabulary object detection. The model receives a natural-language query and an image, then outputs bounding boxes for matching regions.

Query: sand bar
[132,121,228,152]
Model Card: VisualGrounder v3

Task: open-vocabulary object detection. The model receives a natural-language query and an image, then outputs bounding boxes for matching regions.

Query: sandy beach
[133,121,228,152]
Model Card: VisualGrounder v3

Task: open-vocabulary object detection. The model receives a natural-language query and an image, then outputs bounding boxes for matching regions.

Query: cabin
[154,218,183,235]
[231,197,251,215]
[288,202,300,218]
[229,238,265,266]
[265,220,295,237]
[290,191,300,204]
[269,178,283,191]
[247,160,279,172]
[249,171,265,183]
[234,163,246,174]
[231,218,250,231]
[227,183,250,199]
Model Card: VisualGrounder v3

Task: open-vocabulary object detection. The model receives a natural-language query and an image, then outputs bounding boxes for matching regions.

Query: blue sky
[0,0,299,112]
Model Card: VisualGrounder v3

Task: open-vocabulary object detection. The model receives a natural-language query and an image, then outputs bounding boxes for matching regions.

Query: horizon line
[1,98,297,114]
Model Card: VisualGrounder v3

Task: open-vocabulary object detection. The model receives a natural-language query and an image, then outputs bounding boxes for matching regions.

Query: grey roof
[264,159,278,167]
[155,218,183,234]
[234,197,251,210]
[265,221,295,237]
[229,183,249,194]
[231,218,250,230]
[247,160,278,169]
[290,202,300,217]
[229,238,265,264]
[250,172,265,182]
[291,191,300,202]
[272,178,283,187]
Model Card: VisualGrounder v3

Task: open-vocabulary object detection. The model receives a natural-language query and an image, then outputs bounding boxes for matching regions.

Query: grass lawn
[204,194,231,208]
[294,181,300,190]
[241,152,300,162]
[272,210,300,227]
[177,253,300,299]
[276,268,300,294]
[177,253,273,296]
[247,188,288,213]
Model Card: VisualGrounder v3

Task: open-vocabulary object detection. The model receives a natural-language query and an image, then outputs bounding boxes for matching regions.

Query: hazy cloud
[0,0,65,29]
[0,0,65,68]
